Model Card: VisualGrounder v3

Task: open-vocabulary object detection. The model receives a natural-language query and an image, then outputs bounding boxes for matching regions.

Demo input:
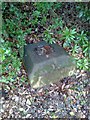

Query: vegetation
[1,2,89,83]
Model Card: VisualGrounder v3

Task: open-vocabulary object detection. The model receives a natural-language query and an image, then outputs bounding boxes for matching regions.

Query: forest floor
[0,71,90,119]
[1,2,90,119]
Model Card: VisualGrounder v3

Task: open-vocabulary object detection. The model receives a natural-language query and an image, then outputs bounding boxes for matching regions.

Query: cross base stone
[23,41,76,88]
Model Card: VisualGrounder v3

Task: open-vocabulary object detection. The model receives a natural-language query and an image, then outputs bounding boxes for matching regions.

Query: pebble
[26,99,31,105]
[0,109,4,113]
[3,104,6,109]
[21,99,26,106]
[77,105,81,109]
[48,106,55,112]
[0,100,4,104]
[73,108,77,112]
[82,91,86,97]
[69,111,75,116]
[9,108,13,114]
[19,108,24,112]
[83,110,86,114]
[15,96,19,102]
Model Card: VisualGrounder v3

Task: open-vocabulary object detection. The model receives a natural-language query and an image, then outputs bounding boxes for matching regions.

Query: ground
[0,70,90,119]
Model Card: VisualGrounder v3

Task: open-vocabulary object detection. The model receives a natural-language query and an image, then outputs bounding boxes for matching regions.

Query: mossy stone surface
[23,41,76,88]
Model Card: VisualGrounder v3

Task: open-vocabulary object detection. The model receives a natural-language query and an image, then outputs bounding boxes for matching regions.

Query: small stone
[81,70,85,74]
[1,97,4,100]
[83,110,86,113]
[82,114,86,118]
[48,105,56,111]
[82,91,86,97]
[15,96,19,102]
[0,100,4,104]
[26,99,31,105]
[73,108,77,112]
[69,111,75,116]
[77,70,80,73]
[0,109,4,113]
[3,104,6,108]
[9,109,13,114]
[77,105,81,109]
[19,108,24,112]
[21,99,26,106]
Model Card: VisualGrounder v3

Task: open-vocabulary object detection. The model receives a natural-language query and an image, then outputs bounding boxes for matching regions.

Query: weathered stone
[23,41,76,88]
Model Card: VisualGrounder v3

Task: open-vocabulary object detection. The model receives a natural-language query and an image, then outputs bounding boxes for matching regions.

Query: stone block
[23,41,76,88]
